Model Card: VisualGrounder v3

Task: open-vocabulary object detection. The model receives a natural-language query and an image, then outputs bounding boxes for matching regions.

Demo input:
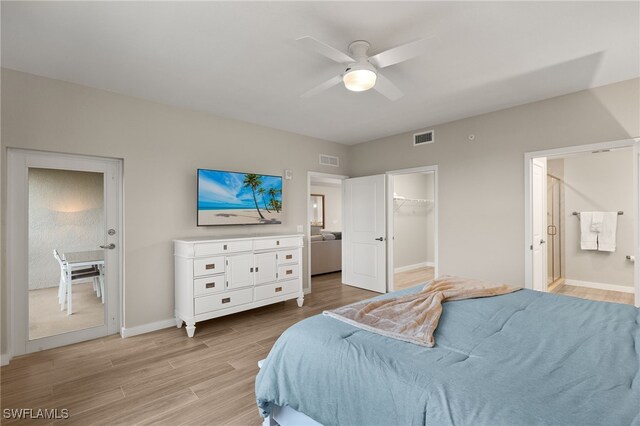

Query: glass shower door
[547,175,562,285]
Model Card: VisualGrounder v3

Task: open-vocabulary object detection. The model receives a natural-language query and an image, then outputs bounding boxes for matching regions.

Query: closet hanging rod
[571,211,623,217]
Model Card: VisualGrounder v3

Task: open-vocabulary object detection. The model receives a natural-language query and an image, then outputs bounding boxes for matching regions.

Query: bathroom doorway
[525,139,638,306]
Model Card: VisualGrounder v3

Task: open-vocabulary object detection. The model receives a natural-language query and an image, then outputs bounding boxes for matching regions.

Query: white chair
[53,249,101,313]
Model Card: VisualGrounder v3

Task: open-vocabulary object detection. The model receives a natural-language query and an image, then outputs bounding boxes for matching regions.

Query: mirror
[310,194,325,229]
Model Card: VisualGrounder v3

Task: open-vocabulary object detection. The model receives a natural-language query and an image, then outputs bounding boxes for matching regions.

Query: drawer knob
[286,270,293,275]
[205,282,216,289]
[276,240,280,246]
[286,255,292,260]
[275,287,282,293]
[222,297,231,304]
[223,244,227,250]
[205,264,215,270]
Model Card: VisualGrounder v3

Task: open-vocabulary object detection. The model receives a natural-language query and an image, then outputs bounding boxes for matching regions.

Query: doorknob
[100,243,116,250]
[375,237,385,241]
[540,239,546,245]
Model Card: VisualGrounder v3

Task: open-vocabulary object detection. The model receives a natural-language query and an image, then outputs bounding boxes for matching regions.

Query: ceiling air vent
[319,154,339,167]
[413,130,434,146]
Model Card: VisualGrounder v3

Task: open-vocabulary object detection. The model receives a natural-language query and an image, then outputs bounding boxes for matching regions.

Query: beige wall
[1,69,350,352]
[310,183,342,232]
[2,69,639,355]
[563,148,634,287]
[350,78,640,285]
[28,169,104,289]
[393,172,435,269]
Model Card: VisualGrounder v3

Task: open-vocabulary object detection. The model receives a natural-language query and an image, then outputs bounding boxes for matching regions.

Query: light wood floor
[550,283,635,305]
[29,282,104,340]
[1,273,376,425]
[394,266,435,291]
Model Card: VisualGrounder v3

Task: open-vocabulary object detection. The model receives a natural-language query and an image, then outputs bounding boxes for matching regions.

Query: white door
[7,149,122,356]
[226,254,254,289]
[254,252,277,285]
[343,175,387,293]
[532,158,548,292]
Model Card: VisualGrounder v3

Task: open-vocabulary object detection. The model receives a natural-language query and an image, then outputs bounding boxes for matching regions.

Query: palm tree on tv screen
[243,174,265,220]
[268,187,282,213]
[257,187,271,213]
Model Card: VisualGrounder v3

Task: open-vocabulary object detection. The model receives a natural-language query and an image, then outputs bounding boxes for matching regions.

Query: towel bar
[571,211,623,218]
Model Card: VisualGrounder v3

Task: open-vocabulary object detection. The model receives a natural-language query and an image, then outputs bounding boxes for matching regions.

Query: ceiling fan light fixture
[343,64,377,92]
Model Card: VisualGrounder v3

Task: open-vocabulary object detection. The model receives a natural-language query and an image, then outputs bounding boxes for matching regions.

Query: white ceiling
[2,2,639,145]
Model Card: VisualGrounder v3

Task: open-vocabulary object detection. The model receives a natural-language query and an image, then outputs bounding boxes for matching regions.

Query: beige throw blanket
[324,276,520,347]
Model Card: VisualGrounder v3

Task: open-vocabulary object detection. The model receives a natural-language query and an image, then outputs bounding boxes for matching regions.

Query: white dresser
[174,233,304,337]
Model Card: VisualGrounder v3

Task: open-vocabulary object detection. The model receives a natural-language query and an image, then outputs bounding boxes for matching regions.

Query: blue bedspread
[255,287,640,426]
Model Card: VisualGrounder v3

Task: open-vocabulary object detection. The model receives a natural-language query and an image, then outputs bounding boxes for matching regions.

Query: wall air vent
[413,130,434,146]
[319,154,339,167]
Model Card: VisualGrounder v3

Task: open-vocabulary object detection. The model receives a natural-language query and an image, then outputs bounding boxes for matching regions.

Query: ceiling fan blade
[374,73,403,101]
[301,75,343,98]
[296,36,355,64]
[369,37,433,69]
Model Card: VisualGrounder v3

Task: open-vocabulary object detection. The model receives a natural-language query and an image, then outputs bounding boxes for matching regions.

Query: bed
[255,284,640,425]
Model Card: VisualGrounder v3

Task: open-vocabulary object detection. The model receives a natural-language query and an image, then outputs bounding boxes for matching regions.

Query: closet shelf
[393,196,433,211]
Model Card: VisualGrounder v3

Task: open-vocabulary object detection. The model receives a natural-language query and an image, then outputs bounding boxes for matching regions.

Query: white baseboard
[564,279,634,294]
[120,318,176,338]
[1,353,12,366]
[394,261,434,274]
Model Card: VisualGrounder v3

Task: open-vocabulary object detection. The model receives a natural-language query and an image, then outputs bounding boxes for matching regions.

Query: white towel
[597,212,618,252]
[590,211,604,233]
[580,212,598,250]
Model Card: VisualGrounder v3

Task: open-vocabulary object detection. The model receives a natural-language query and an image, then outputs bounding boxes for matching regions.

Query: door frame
[6,148,124,360]
[524,138,640,306]
[306,171,348,294]
[386,165,439,292]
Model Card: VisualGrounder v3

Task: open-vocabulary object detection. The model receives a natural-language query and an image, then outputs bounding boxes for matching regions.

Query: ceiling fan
[297,36,431,101]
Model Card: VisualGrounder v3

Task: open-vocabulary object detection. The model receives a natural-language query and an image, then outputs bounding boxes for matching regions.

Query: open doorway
[525,140,639,306]
[7,149,122,358]
[388,166,438,292]
[307,172,347,293]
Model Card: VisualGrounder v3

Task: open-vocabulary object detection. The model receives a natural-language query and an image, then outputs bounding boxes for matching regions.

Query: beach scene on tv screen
[198,170,282,225]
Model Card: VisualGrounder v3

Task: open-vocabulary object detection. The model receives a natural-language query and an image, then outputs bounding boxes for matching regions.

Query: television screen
[197,169,283,226]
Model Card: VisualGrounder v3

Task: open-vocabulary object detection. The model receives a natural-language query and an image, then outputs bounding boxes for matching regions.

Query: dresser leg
[185,320,196,337]
[296,296,304,308]
[176,317,183,328]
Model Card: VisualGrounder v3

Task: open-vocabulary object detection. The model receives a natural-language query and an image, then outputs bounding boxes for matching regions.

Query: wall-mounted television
[197,169,283,226]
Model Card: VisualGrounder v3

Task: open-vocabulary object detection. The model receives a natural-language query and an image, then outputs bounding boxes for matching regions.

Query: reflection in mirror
[310,194,325,229]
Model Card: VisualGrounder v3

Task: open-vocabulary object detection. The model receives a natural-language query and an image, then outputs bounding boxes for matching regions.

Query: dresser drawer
[254,279,299,301]
[194,275,225,297]
[278,264,300,281]
[194,240,252,257]
[193,256,225,277]
[254,237,302,251]
[194,288,253,315]
[277,249,299,265]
